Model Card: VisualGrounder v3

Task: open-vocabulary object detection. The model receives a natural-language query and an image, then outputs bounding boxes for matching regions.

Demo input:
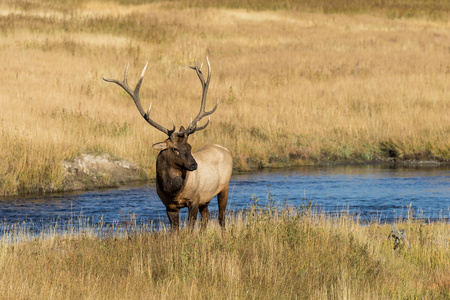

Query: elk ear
[152,142,168,151]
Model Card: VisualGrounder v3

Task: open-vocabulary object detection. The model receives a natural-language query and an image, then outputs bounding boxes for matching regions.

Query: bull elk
[103,57,233,229]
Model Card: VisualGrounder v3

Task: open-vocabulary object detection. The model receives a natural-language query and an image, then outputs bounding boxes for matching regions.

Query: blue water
[0,165,449,233]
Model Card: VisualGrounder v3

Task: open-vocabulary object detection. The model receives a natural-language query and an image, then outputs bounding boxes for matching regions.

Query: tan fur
[172,144,233,208]
[155,143,233,229]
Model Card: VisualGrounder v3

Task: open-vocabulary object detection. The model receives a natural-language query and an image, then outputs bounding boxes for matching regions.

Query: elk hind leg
[217,185,229,229]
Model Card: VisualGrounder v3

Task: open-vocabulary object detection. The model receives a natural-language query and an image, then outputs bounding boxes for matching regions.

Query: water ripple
[0,165,449,232]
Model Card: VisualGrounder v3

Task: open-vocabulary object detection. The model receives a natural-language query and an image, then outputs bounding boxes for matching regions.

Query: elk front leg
[166,209,180,229]
[187,203,199,228]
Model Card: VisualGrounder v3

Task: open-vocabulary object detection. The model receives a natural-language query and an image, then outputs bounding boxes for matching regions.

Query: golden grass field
[1,207,449,299]
[0,2,449,298]
[0,0,449,195]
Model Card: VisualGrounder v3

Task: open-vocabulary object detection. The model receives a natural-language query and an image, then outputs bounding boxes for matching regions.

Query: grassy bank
[0,0,449,194]
[1,208,449,299]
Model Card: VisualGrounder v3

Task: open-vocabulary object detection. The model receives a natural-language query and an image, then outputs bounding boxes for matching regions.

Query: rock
[62,154,143,192]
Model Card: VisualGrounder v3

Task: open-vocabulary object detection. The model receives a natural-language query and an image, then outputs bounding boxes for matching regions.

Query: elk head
[152,129,197,171]
[102,57,219,171]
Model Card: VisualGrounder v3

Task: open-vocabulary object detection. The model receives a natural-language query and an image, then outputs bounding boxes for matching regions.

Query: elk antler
[180,56,219,136]
[103,62,175,136]
[103,57,218,138]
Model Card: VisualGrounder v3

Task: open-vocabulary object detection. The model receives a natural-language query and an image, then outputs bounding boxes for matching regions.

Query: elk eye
[173,148,180,155]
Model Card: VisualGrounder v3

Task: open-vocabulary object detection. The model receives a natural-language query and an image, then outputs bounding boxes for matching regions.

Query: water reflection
[1,165,449,233]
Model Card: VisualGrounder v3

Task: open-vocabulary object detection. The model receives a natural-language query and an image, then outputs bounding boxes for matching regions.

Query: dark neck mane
[156,151,187,197]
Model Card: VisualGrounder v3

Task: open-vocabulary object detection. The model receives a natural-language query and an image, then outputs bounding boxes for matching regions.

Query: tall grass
[10,0,448,19]
[0,0,449,194]
[1,208,449,299]
[179,0,450,19]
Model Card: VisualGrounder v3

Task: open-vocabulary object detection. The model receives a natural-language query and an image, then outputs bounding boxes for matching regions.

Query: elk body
[103,57,232,229]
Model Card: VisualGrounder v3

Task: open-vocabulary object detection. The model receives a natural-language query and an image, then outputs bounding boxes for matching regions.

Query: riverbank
[1,208,449,299]
[3,150,450,196]
[58,152,449,195]
[1,0,449,196]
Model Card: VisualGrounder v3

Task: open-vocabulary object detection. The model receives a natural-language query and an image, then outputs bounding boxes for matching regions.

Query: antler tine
[193,116,211,132]
[103,62,174,136]
[181,56,217,136]
[147,102,152,117]
[123,63,129,85]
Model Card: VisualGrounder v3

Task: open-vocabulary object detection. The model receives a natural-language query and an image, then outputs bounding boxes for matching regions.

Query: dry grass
[178,0,450,19]
[1,208,449,299]
[0,0,449,194]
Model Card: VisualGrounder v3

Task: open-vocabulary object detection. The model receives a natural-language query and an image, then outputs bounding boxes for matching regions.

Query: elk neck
[155,150,188,197]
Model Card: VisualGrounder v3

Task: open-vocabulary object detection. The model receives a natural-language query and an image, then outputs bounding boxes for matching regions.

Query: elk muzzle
[185,158,198,171]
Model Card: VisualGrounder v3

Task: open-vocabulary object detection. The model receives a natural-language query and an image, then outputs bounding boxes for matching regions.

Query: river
[1,165,449,234]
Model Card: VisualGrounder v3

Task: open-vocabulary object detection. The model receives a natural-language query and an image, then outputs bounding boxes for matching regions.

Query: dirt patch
[62,154,144,192]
